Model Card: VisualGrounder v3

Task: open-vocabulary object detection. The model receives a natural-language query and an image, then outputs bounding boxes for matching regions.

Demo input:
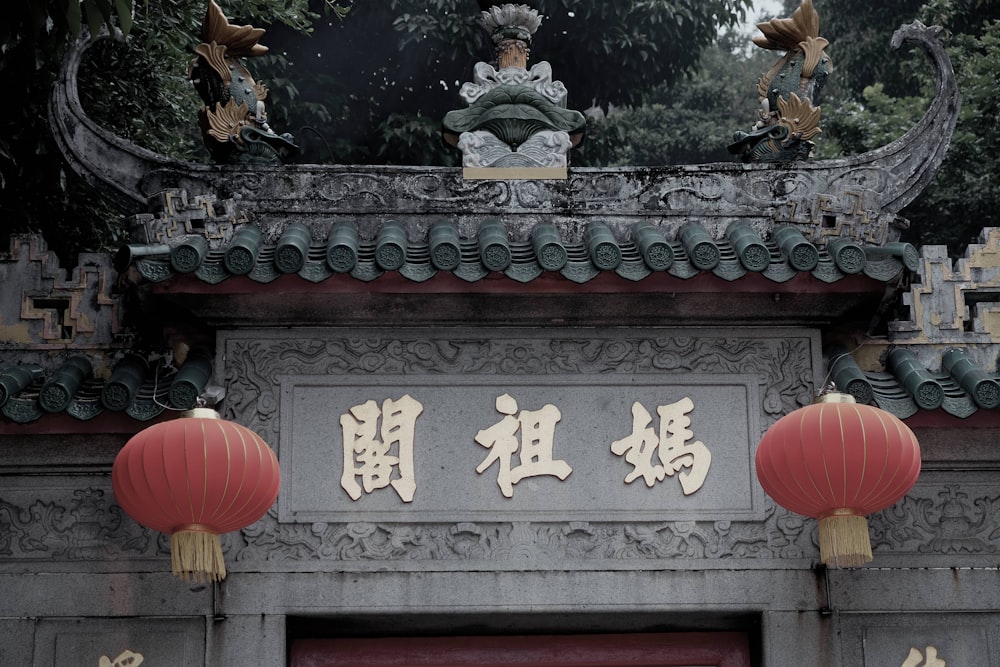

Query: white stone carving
[460,62,569,107]
[458,130,572,168]
[478,4,542,39]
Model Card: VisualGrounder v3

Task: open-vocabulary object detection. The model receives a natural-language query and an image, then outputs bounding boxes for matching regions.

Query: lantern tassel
[819,511,872,568]
[171,527,226,582]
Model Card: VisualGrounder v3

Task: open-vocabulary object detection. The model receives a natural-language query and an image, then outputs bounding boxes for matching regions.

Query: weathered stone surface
[49,22,959,252]
[0,619,34,667]
[17,11,996,667]
[893,228,1000,351]
[0,235,120,355]
[31,616,205,667]
[839,612,999,666]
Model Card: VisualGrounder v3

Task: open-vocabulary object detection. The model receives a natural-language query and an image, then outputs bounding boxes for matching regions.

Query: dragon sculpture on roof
[189,0,298,164]
[729,0,833,163]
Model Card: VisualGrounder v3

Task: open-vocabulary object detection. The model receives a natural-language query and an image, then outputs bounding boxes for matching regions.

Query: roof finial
[478,3,542,70]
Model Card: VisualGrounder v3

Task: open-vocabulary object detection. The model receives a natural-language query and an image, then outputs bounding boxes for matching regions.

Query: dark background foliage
[1,0,997,265]
[808,0,1000,250]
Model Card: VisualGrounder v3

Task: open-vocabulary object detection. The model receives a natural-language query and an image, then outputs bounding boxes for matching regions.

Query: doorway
[290,632,752,667]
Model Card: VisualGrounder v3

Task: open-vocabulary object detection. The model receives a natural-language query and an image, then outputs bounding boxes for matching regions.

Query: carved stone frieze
[0,484,159,562]
[870,478,1000,556]
[226,474,1000,567]
[230,503,807,566]
[212,329,819,568]
[0,482,804,565]
[4,474,1000,568]
[221,330,819,448]
[132,169,914,249]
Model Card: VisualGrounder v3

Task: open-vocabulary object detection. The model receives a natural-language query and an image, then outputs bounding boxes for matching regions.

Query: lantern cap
[181,407,221,419]
[814,391,856,405]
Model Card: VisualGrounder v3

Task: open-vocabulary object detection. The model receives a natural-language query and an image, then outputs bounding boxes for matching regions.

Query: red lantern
[755,392,921,567]
[112,408,280,581]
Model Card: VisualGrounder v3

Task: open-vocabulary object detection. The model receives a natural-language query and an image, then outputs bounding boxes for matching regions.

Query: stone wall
[4,325,1000,665]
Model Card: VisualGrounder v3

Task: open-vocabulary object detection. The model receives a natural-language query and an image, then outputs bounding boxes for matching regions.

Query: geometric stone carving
[131,189,249,246]
[0,234,120,352]
[893,227,1000,345]
[872,227,1000,372]
[773,188,907,246]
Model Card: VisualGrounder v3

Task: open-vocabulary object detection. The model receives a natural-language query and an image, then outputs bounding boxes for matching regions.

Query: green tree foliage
[785,0,927,98]
[2,0,753,263]
[0,1,137,263]
[580,30,774,166]
[258,0,753,164]
[0,0,329,263]
[0,0,135,54]
[905,12,1000,250]
[814,0,1000,252]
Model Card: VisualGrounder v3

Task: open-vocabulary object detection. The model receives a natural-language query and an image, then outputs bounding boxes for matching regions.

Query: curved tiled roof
[0,352,213,425]
[118,220,917,287]
[831,348,1000,420]
[6,343,998,425]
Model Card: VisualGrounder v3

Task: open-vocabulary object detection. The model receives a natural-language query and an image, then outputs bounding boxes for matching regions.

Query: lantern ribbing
[112,409,280,581]
[755,392,920,567]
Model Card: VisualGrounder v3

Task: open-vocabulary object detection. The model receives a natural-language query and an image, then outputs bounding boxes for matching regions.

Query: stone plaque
[278,372,762,523]
[215,328,819,566]
[33,618,203,667]
[847,618,994,666]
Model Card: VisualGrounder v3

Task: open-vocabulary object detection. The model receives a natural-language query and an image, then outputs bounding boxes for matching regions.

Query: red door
[291,632,752,667]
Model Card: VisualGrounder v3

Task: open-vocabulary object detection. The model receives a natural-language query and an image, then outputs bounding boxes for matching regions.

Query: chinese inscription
[475,393,573,497]
[99,650,144,667]
[902,646,946,667]
[611,398,712,494]
[340,394,423,502]
[337,392,716,504]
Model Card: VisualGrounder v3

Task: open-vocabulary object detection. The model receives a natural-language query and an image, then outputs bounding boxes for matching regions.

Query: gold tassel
[171,526,226,582]
[818,510,872,568]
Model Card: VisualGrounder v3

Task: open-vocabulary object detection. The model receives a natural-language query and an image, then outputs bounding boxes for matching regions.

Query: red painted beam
[291,632,751,667]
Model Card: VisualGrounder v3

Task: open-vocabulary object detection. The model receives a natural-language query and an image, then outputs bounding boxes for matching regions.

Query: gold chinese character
[902,646,946,667]
[611,397,712,494]
[340,394,423,502]
[99,650,144,667]
[475,393,572,498]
